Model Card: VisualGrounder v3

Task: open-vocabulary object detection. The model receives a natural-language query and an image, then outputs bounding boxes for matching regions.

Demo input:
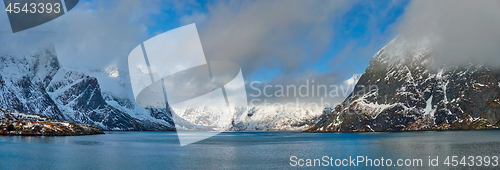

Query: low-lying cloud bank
[397,0,500,67]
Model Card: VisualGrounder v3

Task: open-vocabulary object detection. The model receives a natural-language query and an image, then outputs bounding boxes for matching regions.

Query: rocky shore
[0,108,104,136]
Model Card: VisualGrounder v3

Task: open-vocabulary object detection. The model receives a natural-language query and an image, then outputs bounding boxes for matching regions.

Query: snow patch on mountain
[424,95,434,116]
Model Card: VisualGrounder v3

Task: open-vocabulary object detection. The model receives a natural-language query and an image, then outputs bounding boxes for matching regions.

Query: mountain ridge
[307,36,500,132]
[0,47,336,131]
[0,47,176,130]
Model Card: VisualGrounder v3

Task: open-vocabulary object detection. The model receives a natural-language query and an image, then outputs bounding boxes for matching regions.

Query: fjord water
[1,131,499,169]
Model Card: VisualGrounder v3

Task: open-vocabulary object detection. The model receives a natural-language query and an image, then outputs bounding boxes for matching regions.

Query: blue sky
[317,0,409,74]
[137,0,410,82]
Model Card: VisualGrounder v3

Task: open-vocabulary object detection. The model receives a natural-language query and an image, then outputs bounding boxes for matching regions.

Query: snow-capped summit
[345,74,362,87]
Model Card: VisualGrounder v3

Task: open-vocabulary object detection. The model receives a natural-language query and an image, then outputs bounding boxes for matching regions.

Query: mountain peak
[307,36,500,132]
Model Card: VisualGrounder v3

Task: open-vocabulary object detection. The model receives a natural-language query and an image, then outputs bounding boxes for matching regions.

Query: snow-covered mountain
[169,74,362,131]
[308,36,500,132]
[171,105,326,131]
[231,106,327,131]
[0,46,333,131]
[0,47,177,130]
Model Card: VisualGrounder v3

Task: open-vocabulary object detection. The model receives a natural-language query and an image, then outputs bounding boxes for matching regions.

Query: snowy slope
[0,47,175,130]
[232,106,327,131]
[168,105,325,131]
[308,36,500,132]
[84,65,211,131]
[0,48,63,120]
[167,74,361,131]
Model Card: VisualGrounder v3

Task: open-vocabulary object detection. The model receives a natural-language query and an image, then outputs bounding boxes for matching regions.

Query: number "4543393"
[444,156,498,167]
[5,3,61,14]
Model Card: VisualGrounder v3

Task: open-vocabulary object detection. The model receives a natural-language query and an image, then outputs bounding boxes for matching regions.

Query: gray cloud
[52,0,163,70]
[194,0,353,76]
[0,0,161,64]
[397,0,500,67]
[0,0,174,98]
[246,71,358,107]
[184,0,359,105]
[0,0,363,104]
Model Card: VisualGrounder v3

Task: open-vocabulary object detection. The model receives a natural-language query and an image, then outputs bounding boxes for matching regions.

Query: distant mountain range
[0,47,355,131]
[307,36,500,132]
[8,36,496,133]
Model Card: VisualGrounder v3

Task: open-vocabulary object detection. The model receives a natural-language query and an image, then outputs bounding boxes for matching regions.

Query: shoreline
[0,132,105,136]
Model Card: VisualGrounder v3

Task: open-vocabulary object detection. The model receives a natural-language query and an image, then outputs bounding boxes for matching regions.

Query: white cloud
[180,12,208,26]
[0,0,168,98]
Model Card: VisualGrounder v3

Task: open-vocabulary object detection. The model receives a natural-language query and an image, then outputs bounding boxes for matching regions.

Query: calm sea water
[1,131,499,169]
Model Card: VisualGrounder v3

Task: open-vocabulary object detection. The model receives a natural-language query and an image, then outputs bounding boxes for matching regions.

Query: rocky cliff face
[307,36,500,132]
[0,47,176,130]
